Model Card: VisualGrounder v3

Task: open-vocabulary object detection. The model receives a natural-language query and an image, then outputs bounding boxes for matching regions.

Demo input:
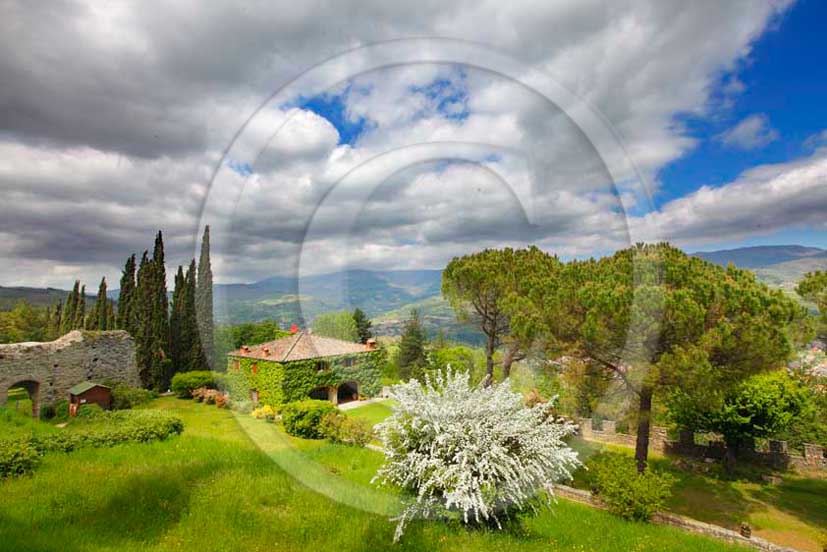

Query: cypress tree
[73,285,86,330]
[117,254,137,334]
[195,225,214,368]
[353,308,373,344]
[150,231,171,390]
[61,281,79,335]
[135,251,154,387]
[106,299,115,330]
[186,259,207,372]
[51,301,62,339]
[169,266,186,374]
[397,309,428,381]
[93,277,108,330]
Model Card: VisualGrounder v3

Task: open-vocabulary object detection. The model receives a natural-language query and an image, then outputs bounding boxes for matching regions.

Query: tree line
[442,243,816,472]
[7,227,215,392]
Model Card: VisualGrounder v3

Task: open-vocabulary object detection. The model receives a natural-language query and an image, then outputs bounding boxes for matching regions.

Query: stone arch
[5,379,41,418]
[337,381,359,405]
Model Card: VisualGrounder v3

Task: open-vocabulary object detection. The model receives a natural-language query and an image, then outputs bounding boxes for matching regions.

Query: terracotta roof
[229,331,373,362]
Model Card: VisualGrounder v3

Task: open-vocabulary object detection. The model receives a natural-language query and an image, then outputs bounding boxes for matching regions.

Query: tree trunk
[634,385,654,474]
[501,342,521,379]
[484,333,496,386]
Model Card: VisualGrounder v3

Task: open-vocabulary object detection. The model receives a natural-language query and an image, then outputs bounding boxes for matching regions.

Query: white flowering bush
[373,368,581,541]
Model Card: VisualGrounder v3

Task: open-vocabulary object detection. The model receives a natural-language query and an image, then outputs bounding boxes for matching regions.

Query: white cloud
[0,0,805,288]
[717,113,779,150]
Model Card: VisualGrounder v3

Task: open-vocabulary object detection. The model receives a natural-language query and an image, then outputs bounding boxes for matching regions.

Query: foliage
[171,370,218,398]
[374,369,580,541]
[318,412,373,446]
[353,308,373,344]
[397,309,428,381]
[586,452,673,521]
[231,399,253,414]
[252,404,277,421]
[214,320,290,367]
[0,300,52,343]
[117,253,138,335]
[505,242,807,472]
[280,400,337,439]
[196,225,214,370]
[0,439,41,479]
[1,410,183,479]
[670,370,814,464]
[797,270,827,337]
[442,247,556,381]
[112,385,157,410]
[313,310,359,342]
[77,403,105,418]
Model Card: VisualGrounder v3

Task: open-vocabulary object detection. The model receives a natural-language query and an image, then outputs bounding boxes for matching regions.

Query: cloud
[0,0,801,288]
[717,113,780,150]
[635,153,827,244]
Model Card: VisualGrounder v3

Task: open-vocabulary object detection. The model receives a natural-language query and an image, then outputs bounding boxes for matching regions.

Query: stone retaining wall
[554,484,802,552]
[0,330,140,416]
[577,418,826,474]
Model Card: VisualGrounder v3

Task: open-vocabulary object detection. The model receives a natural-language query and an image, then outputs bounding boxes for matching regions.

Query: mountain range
[3,245,826,341]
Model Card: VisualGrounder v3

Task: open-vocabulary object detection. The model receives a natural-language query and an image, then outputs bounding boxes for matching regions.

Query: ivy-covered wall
[225,350,383,407]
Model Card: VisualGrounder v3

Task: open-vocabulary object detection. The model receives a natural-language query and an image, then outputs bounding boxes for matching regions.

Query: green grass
[0,397,751,551]
[0,407,58,439]
[571,438,827,551]
[342,400,395,428]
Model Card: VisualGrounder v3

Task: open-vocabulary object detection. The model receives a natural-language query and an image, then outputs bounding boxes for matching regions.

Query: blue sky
[656,0,827,248]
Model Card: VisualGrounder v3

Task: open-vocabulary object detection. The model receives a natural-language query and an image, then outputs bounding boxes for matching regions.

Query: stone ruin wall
[0,330,140,416]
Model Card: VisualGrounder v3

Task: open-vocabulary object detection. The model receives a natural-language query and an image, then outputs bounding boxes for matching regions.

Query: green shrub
[0,411,183,479]
[53,400,69,422]
[76,403,105,418]
[586,453,673,521]
[171,371,217,398]
[39,403,56,421]
[112,385,157,410]
[318,412,373,446]
[0,439,41,479]
[281,400,337,439]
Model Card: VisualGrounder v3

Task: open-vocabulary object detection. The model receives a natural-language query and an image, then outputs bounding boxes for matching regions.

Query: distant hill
[692,245,827,299]
[692,245,827,269]
[0,286,97,311]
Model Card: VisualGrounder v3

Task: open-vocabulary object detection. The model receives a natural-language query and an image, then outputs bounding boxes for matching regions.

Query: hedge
[281,400,337,439]
[171,371,218,398]
[0,410,184,479]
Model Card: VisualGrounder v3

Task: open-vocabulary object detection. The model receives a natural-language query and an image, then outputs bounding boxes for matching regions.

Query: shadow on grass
[746,477,827,530]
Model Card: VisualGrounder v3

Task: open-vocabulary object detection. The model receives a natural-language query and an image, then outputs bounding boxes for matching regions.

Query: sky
[1,0,826,288]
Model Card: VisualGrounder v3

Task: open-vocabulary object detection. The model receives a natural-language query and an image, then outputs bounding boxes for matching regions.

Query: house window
[315,361,329,372]
[250,389,259,404]
[251,363,258,374]
[344,358,354,368]
[232,360,240,371]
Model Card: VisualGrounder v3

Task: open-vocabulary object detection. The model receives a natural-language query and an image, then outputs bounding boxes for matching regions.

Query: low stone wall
[0,330,140,416]
[554,484,802,552]
[576,418,826,474]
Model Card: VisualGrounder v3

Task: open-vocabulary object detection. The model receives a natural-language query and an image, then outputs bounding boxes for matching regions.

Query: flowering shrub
[252,404,277,422]
[373,369,581,541]
[171,371,218,398]
[215,394,228,409]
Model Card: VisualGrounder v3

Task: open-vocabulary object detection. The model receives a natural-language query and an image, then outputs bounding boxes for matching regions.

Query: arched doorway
[309,386,336,403]
[337,381,359,405]
[6,380,41,418]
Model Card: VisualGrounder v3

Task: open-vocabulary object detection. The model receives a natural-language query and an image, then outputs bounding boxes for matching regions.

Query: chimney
[263,347,270,356]
[366,338,377,350]
[241,345,250,353]
[289,324,299,334]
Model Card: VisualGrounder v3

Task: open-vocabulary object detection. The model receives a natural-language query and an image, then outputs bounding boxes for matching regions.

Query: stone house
[226,331,381,406]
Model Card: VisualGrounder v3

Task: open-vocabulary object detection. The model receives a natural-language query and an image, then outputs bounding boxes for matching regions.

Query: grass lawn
[0,397,751,552]
[570,439,827,552]
[343,399,395,427]
[345,399,827,552]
